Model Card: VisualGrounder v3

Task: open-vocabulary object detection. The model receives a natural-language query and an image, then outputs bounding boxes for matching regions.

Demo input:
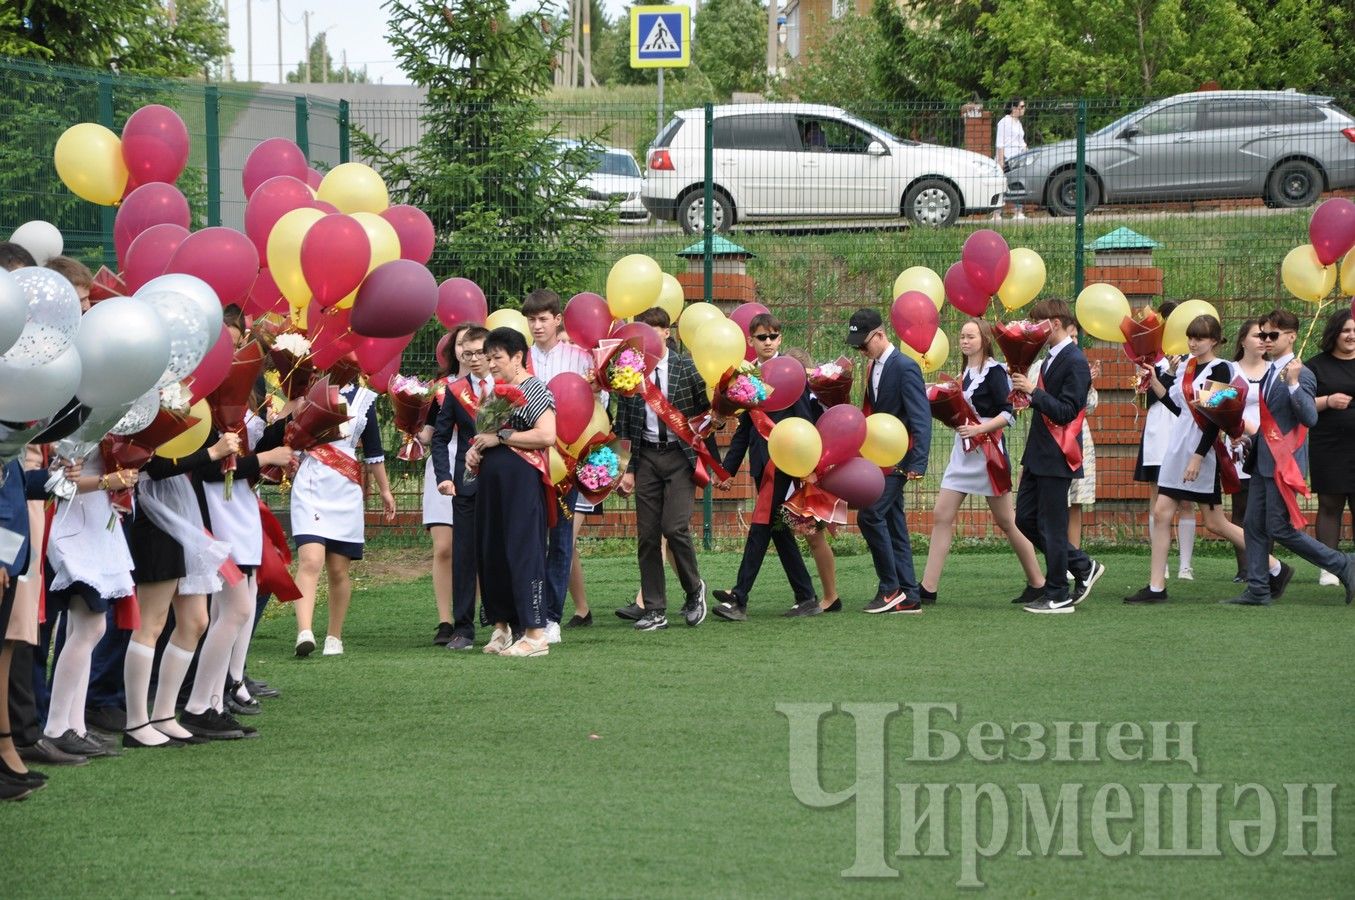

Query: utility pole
[246,0,254,80]
[342,49,349,84]
[303,10,311,83]
[276,0,284,83]
[222,0,232,79]
[582,0,591,87]
[765,0,778,80]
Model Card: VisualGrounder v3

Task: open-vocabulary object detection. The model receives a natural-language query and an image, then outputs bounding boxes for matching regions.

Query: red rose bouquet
[463,383,529,481]
[207,340,266,498]
[258,376,351,484]
[992,319,1052,411]
[927,374,1012,495]
[388,374,434,462]
[1120,307,1165,394]
[807,356,854,408]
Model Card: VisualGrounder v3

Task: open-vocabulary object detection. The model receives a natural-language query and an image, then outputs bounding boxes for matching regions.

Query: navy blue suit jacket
[723,391,819,484]
[1022,341,1091,478]
[431,378,480,496]
[865,349,931,475]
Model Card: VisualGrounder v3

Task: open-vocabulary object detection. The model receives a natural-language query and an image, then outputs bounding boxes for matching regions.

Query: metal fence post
[1073,98,1087,302]
[339,98,350,164]
[294,95,310,160]
[702,102,714,550]
[97,78,116,268]
[205,85,221,227]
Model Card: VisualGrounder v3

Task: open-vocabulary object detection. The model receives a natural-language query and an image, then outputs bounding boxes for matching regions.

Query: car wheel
[678,189,732,235]
[903,179,960,227]
[1265,159,1322,208]
[1046,169,1100,217]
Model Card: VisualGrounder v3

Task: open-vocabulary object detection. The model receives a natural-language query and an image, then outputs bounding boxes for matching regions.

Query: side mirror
[1119,126,1140,140]
[867,140,888,157]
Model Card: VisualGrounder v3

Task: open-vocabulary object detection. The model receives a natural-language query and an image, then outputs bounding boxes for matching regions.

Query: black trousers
[1015,469,1090,602]
[7,641,41,745]
[732,470,815,605]
[476,448,547,631]
[634,446,703,611]
[451,493,478,639]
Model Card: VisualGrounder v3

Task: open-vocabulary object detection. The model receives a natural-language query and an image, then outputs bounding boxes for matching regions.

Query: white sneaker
[295,629,316,658]
[544,621,562,645]
[322,635,344,656]
[1013,209,1026,220]
[1177,567,1194,581]
[1319,569,1339,586]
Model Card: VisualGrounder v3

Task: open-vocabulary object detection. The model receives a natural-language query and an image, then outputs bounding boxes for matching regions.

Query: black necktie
[654,368,668,443]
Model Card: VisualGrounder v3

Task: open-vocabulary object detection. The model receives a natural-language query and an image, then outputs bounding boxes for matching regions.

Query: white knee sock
[152,643,197,739]
[43,604,107,738]
[1178,516,1197,571]
[186,583,251,715]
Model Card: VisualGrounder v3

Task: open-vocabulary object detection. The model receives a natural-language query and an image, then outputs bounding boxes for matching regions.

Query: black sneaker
[614,603,644,621]
[1123,586,1168,604]
[822,598,843,613]
[180,709,244,741]
[681,581,707,626]
[863,590,905,614]
[783,599,822,618]
[711,596,747,621]
[565,612,593,628]
[1011,585,1043,604]
[919,587,937,605]
[1070,560,1106,605]
[433,622,455,646]
[1024,598,1074,614]
[1268,561,1295,600]
[634,610,668,631]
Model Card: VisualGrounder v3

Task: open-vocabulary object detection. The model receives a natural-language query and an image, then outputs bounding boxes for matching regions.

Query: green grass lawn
[8,550,1353,897]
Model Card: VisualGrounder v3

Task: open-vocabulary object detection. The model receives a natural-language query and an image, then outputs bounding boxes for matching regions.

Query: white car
[641,103,1006,232]
[559,141,650,223]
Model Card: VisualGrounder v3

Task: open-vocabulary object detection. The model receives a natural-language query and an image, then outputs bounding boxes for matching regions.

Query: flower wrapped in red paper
[1120,307,1165,394]
[927,374,1012,495]
[571,436,631,505]
[1190,378,1249,441]
[992,319,1052,411]
[259,376,351,484]
[88,266,127,303]
[710,361,772,419]
[207,340,266,497]
[476,382,528,435]
[782,480,848,536]
[98,393,202,515]
[269,333,316,401]
[807,356,854,408]
[592,337,651,397]
[388,374,434,462]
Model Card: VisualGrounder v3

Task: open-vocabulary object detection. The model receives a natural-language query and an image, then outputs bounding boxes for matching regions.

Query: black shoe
[1024,598,1075,614]
[217,709,260,739]
[614,603,644,621]
[122,725,185,749]
[680,581,707,626]
[17,737,89,767]
[1123,586,1168,604]
[1232,572,1246,584]
[1220,593,1272,606]
[1011,585,1043,604]
[53,729,119,758]
[635,610,669,631]
[446,634,474,650]
[244,677,281,699]
[919,587,937,605]
[1070,560,1106,606]
[863,590,906,613]
[783,599,822,618]
[822,598,843,613]
[433,622,455,646]
[227,692,262,716]
[0,753,46,786]
[180,709,244,741]
[1269,561,1295,600]
[149,717,208,745]
[85,706,126,735]
[0,780,37,801]
[565,612,593,628]
[711,597,747,622]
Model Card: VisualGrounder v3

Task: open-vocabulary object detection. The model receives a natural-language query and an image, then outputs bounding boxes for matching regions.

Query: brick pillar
[963,106,993,158]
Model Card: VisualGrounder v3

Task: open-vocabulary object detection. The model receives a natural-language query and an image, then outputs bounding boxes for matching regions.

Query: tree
[772,12,884,118]
[872,0,997,104]
[286,33,370,84]
[358,0,612,308]
[692,0,765,97]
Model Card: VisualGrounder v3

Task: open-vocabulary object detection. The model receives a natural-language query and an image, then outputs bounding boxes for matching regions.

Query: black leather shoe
[53,729,120,758]
[17,738,89,767]
[433,622,455,646]
[180,709,244,741]
[244,677,280,699]
[614,603,643,621]
[85,706,126,735]
[227,693,262,716]
[0,780,38,801]
[565,612,593,628]
[1269,561,1295,600]
[122,726,185,749]
[0,753,46,786]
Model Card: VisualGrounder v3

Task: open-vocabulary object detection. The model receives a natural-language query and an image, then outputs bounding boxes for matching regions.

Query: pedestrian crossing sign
[630,5,689,68]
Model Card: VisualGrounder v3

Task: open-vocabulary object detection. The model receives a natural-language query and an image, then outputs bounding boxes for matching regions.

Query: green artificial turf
[7,550,1353,897]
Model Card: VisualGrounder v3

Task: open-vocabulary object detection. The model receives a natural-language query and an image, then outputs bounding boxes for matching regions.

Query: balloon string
[1297,296,1334,360]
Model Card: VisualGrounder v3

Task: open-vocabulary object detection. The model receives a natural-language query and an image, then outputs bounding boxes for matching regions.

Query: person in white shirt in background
[994,98,1027,221]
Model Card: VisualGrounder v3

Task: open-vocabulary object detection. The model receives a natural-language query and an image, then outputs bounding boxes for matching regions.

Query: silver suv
[1005,91,1355,216]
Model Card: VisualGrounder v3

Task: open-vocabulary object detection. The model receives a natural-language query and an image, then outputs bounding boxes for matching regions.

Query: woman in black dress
[1306,309,1355,585]
[467,327,557,658]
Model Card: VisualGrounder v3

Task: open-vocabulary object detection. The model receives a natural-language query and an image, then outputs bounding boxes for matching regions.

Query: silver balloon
[140,289,212,388]
[74,296,170,408]
[9,220,63,266]
[137,273,222,336]
[110,388,160,435]
[0,343,82,421]
[3,267,82,369]
[0,268,22,357]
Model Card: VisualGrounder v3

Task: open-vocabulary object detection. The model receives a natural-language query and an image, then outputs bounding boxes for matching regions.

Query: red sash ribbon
[748,410,778,525]
[509,446,561,527]
[256,498,301,602]
[307,444,362,485]
[1036,369,1086,472]
[977,436,1013,496]
[1180,359,1241,495]
[1259,393,1310,530]
[450,377,483,419]
[639,377,730,487]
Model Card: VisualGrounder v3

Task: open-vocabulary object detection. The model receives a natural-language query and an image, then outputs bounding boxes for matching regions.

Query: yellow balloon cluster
[1075,283,1131,343]
[899,331,949,374]
[861,413,909,467]
[997,248,1046,311]
[678,301,723,338]
[154,400,213,459]
[689,317,746,386]
[1281,244,1336,303]
[655,273,686,324]
[317,163,389,215]
[893,266,944,311]
[768,418,821,478]
[268,207,325,309]
[1162,299,1220,356]
[606,254,663,318]
[54,123,128,206]
[486,308,533,344]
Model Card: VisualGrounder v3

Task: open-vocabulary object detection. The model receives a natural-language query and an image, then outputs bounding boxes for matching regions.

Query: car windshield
[1092,108,1147,137]
[838,112,912,146]
[560,146,641,177]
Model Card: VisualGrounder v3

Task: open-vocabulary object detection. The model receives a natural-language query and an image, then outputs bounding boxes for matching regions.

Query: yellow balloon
[861,413,909,467]
[678,301,723,339]
[1162,299,1220,356]
[54,123,128,206]
[606,254,663,318]
[154,400,213,459]
[566,402,612,458]
[655,273,686,324]
[548,447,569,485]
[1074,283,1131,343]
[768,417,822,479]
[1342,245,1355,297]
[893,266,945,311]
[899,331,949,374]
[689,317,746,385]
[267,207,325,308]
[1281,244,1337,303]
[997,248,1047,311]
[333,212,403,310]
[317,162,389,215]
[485,307,533,344]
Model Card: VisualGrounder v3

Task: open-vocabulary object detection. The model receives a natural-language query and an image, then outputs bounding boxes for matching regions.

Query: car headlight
[1010,155,1036,170]
[968,157,1001,174]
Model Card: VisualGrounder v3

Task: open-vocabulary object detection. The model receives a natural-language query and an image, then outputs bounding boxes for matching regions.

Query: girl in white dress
[1227,318,1269,582]
[419,326,466,645]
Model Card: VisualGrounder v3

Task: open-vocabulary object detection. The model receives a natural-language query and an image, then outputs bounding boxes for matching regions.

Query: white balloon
[74,296,171,407]
[136,273,222,336]
[111,388,160,435]
[140,289,212,387]
[9,221,63,265]
[2,267,82,369]
[0,344,82,421]
[0,268,22,356]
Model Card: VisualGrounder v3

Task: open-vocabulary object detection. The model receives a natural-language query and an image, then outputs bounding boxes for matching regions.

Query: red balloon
[353,333,413,375]
[305,166,324,190]
[187,326,235,403]
[351,260,438,339]
[300,214,371,308]
[368,352,403,394]
[243,267,287,317]
[436,332,455,371]
[961,229,1011,296]
[731,301,770,362]
[165,227,260,307]
[944,262,990,317]
[612,321,663,368]
[1309,198,1355,266]
[562,292,612,350]
[121,104,190,191]
[436,277,488,329]
[819,457,886,509]
[891,290,940,354]
[306,302,356,369]
[548,372,595,445]
[380,204,436,264]
[114,183,190,268]
[313,200,340,215]
[244,175,314,258]
[242,138,308,199]
[123,223,189,293]
[759,356,807,413]
[815,404,867,471]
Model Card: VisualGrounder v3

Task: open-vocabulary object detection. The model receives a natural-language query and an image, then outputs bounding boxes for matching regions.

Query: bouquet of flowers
[207,340,266,498]
[992,319,1052,411]
[1120,306,1165,394]
[388,373,434,462]
[463,383,529,480]
[258,376,351,485]
[782,480,848,536]
[573,437,632,504]
[1191,378,1249,440]
[807,356,854,408]
[270,333,315,401]
[592,337,651,397]
[927,374,1011,495]
[712,362,771,417]
[100,384,201,515]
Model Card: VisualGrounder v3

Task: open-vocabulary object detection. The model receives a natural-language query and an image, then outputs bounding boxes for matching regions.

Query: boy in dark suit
[847,308,931,614]
[1009,299,1105,613]
[712,314,820,620]
[432,326,493,649]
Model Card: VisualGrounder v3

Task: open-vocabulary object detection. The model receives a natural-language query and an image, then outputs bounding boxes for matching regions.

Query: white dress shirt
[644,353,669,442]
